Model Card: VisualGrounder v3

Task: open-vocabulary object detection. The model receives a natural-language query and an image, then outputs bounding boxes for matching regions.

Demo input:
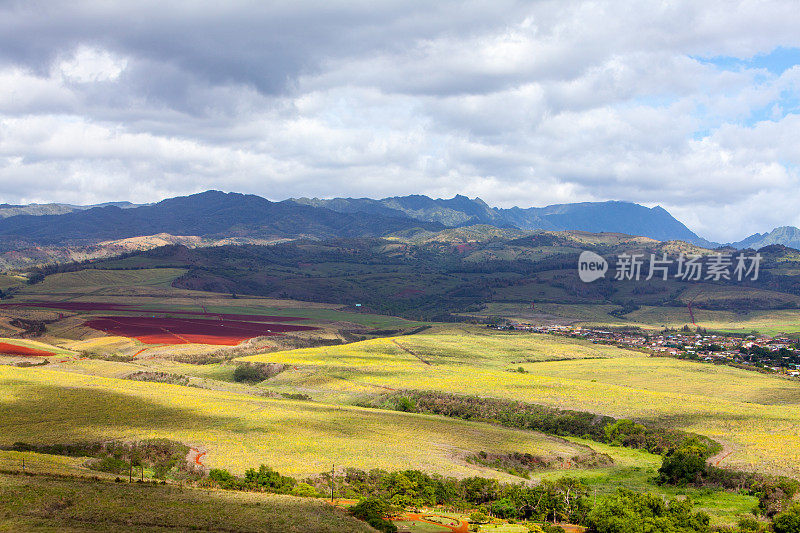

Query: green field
[22,268,188,294]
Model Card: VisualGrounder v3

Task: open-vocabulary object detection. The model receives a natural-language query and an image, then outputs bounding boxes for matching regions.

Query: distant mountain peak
[730,225,800,250]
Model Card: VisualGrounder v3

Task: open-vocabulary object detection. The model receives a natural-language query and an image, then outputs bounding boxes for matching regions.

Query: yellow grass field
[0,364,594,481]
[241,326,800,478]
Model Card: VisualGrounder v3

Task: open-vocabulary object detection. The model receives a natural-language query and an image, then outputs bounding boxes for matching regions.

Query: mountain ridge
[291,196,714,246]
[1,190,797,250]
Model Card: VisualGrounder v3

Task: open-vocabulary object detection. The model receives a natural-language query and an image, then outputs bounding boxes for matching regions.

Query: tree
[586,489,710,533]
[657,449,706,486]
[603,419,646,447]
[350,497,398,533]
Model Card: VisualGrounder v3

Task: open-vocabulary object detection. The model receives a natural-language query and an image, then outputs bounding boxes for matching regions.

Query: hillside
[0,191,442,246]
[292,195,713,246]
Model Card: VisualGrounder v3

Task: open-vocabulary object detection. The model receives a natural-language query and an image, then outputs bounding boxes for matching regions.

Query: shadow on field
[0,382,252,442]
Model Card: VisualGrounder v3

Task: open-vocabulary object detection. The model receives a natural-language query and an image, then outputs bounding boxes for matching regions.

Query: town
[491,323,800,377]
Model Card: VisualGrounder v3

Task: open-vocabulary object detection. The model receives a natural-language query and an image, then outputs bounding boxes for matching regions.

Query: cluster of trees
[199,461,800,532]
[740,345,800,368]
[367,391,718,456]
[205,465,313,495]
[586,489,711,532]
[304,467,591,524]
[8,439,194,480]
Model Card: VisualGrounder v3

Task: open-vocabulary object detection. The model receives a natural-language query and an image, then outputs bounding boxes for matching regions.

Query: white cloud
[0,1,799,241]
[57,46,127,83]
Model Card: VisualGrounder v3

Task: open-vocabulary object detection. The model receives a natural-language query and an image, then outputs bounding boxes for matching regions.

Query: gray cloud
[0,1,799,241]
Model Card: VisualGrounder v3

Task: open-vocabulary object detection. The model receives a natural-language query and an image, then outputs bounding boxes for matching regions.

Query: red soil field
[83,316,318,345]
[0,301,308,323]
[0,342,54,357]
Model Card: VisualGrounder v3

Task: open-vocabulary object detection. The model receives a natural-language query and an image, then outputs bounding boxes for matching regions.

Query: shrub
[233,362,287,383]
[291,482,319,497]
[350,497,397,533]
[773,503,800,533]
[657,449,707,486]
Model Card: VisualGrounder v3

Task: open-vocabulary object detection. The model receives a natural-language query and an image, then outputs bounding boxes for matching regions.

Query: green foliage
[92,455,130,475]
[291,482,320,497]
[366,391,716,456]
[208,468,238,489]
[350,497,398,533]
[243,465,296,493]
[469,511,489,524]
[737,516,768,532]
[774,503,800,533]
[233,362,286,383]
[657,449,707,486]
[7,439,192,480]
[586,489,710,533]
[395,396,416,412]
[207,465,296,494]
[604,419,646,447]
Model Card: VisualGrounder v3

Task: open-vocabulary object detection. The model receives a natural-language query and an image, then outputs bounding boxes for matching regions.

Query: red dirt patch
[83,316,317,346]
[0,341,54,357]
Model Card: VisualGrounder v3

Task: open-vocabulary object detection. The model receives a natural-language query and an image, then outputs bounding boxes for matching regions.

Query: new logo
[578,251,608,282]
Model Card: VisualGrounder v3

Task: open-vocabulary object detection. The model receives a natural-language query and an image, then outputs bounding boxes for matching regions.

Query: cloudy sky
[1,1,799,241]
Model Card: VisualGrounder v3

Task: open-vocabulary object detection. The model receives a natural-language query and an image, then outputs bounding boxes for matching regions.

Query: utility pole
[330,464,335,503]
[129,463,133,483]
[141,465,144,482]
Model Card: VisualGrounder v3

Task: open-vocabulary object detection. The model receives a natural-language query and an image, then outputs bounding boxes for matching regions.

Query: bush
[92,455,130,475]
[657,449,707,486]
[244,465,295,493]
[773,503,800,533]
[350,497,397,533]
[738,516,768,532]
[209,468,241,490]
[233,362,287,383]
[291,482,319,497]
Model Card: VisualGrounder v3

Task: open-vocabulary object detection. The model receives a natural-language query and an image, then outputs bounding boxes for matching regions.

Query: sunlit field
[241,326,800,478]
[0,364,592,481]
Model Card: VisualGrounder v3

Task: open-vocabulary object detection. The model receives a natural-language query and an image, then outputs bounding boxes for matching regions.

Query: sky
[1,1,799,242]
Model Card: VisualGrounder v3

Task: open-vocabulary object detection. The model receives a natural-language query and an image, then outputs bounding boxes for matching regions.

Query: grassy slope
[476,301,800,335]
[539,439,758,527]
[0,365,591,482]
[240,326,800,479]
[23,268,187,294]
[0,473,375,533]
